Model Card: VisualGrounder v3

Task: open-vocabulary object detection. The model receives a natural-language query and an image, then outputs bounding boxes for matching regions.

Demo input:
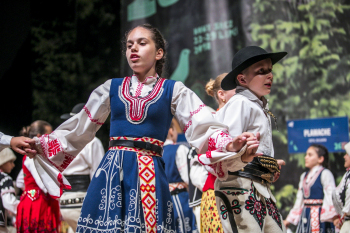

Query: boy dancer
[210,46,287,233]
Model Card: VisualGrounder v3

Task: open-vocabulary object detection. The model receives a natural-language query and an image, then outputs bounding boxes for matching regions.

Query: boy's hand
[24,139,38,158]
[333,217,341,229]
[273,159,286,182]
[227,132,259,152]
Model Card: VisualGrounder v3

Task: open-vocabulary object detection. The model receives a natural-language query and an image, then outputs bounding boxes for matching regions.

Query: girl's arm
[28,80,111,172]
[171,81,234,153]
[285,172,306,226]
[171,82,257,180]
[320,169,338,222]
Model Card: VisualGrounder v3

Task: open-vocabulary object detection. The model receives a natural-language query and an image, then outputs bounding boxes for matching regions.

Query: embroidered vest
[303,168,325,200]
[109,77,175,142]
[163,144,183,183]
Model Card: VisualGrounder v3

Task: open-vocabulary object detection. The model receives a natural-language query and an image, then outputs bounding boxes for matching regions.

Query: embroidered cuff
[209,130,234,152]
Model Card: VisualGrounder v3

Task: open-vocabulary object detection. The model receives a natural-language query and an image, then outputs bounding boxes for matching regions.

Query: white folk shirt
[286,165,337,225]
[0,132,12,152]
[199,86,273,183]
[62,137,105,179]
[32,76,238,197]
[216,86,274,157]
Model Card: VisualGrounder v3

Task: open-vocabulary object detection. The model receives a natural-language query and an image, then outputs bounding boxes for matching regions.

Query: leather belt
[109,140,163,155]
[228,155,277,184]
[65,175,90,192]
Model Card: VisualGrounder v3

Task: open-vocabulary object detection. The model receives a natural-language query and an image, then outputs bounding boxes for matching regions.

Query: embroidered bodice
[302,167,324,199]
[110,76,174,141]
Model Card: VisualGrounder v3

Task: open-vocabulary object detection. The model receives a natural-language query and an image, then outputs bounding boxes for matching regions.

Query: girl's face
[305,147,323,169]
[126,27,163,78]
[344,154,350,168]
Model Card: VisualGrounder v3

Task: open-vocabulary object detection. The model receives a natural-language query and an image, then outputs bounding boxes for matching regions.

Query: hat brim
[60,113,71,120]
[221,52,287,91]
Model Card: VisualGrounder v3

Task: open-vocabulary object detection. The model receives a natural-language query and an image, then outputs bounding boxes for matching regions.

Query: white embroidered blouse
[32,75,240,197]
[286,165,337,225]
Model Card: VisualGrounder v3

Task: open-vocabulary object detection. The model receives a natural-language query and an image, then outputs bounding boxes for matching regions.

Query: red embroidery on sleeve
[183,104,206,133]
[47,139,61,157]
[83,106,104,125]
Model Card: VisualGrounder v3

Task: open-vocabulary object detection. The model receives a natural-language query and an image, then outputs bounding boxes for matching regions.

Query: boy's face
[240,58,273,99]
[0,161,15,174]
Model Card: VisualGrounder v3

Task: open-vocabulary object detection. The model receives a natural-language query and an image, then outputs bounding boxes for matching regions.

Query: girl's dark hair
[310,144,329,169]
[123,24,167,77]
[20,120,52,139]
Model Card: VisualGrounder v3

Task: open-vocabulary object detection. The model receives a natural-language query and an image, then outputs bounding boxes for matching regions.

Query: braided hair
[123,24,167,77]
[310,144,329,169]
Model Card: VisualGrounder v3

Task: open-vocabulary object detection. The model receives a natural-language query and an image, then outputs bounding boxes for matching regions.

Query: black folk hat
[221,46,287,90]
[60,103,85,120]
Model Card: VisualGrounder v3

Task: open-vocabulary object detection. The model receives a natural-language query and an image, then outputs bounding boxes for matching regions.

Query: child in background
[162,119,197,233]
[16,120,60,233]
[332,142,350,232]
[284,144,337,233]
[0,148,19,233]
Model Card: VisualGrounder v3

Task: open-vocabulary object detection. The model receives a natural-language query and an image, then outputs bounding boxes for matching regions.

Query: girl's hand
[24,139,38,158]
[241,138,262,163]
[227,132,259,152]
[240,133,262,163]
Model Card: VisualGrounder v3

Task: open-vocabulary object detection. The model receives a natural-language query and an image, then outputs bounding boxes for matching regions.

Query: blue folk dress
[76,77,176,233]
[32,76,236,233]
[162,143,197,233]
[296,168,335,233]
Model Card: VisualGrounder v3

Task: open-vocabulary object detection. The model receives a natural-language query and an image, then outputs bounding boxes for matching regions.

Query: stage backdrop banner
[287,116,349,153]
[120,0,247,107]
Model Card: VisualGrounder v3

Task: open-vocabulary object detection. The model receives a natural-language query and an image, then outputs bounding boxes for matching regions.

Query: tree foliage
[31,0,120,147]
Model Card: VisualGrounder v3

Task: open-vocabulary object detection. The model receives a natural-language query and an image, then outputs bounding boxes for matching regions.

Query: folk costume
[0,149,19,233]
[16,155,60,233]
[286,165,336,233]
[60,137,105,231]
[31,75,243,233]
[197,46,288,233]
[162,140,197,233]
[332,142,350,233]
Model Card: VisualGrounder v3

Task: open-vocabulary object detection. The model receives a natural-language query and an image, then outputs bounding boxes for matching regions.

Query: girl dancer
[26,24,259,233]
[285,144,337,233]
